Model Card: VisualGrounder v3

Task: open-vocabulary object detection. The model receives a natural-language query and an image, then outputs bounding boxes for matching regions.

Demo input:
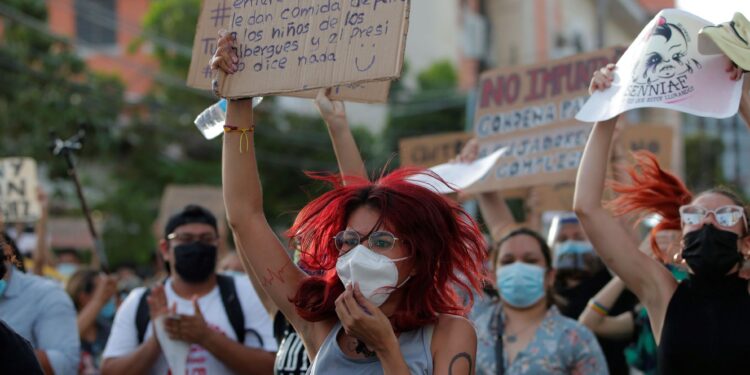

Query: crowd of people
[2,12,750,375]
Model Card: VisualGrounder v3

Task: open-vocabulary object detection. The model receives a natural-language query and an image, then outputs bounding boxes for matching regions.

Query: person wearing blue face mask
[469,228,607,374]
[549,214,639,375]
[66,268,120,374]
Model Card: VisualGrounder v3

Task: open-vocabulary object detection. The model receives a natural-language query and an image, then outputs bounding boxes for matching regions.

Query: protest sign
[187,0,409,102]
[0,157,41,223]
[465,47,625,194]
[154,185,228,254]
[408,148,507,194]
[154,316,189,375]
[619,123,675,170]
[398,132,473,167]
[576,9,744,122]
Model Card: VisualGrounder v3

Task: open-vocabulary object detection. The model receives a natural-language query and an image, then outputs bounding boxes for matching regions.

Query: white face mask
[335,244,410,306]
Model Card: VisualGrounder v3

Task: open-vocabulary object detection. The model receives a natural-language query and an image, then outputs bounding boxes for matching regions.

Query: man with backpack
[101,205,276,375]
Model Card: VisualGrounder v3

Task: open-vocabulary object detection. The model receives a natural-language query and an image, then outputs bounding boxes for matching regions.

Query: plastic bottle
[194,97,263,139]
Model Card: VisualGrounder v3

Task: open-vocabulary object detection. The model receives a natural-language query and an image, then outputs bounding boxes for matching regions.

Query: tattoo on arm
[448,352,473,375]
[260,260,292,287]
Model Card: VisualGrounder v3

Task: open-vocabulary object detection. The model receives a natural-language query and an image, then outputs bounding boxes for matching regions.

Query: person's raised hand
[589,64,616,95]
[727,59,745,81]
[146,284,171,322]
[92,274,118,305]
[315,88,347,130]
[453,138,479,164]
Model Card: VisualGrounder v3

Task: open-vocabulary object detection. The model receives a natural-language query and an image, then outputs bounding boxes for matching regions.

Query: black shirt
[557,268,639,375]
[0,320,44,374]
[658,274,750,374]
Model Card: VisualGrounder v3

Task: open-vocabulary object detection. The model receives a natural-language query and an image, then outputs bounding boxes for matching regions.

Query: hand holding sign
[188,0,409,101]
[315,88,348,130]
[576,9,745,122]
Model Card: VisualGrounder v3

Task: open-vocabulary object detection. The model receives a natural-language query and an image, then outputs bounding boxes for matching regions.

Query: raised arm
[32,189,49,276]
[578,276,634,340]
[214,33,328,353]
[456,138,516,241]
[314,89,367,182]
[572,65,675,327]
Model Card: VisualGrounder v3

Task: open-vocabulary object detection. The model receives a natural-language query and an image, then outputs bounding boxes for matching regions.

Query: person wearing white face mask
[213,30,488,375]
[469,228,607,375]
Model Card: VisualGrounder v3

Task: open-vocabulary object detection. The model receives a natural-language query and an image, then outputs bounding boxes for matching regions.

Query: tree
[0,0,124,175]
[380,60,466,169]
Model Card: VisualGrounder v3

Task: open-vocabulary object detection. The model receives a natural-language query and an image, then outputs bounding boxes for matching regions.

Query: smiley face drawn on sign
[355,43,377,72]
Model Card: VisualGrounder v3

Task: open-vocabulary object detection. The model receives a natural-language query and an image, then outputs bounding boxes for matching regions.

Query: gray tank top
[307,322,434,375]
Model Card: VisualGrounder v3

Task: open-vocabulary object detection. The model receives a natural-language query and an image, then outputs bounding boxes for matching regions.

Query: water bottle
[194,97,263,139]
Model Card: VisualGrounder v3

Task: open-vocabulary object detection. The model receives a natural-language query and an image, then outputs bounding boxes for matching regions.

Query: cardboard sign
[284,80,391,102]
[0,158,41,223]
[619,124,675,170]
[155,185,226,235]
[466,47,625,194]
[576,9,744,121]
[398,132,473,167]
[187,0,409,102]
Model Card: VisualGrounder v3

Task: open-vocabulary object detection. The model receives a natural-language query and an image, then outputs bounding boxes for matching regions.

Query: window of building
[75,0,117,46]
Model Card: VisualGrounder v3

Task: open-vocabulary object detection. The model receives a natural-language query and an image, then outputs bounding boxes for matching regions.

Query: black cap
[164,205,218,239]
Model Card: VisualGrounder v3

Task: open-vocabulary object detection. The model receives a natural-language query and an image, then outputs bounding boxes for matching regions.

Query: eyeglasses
[333,229,399,253]
[679,205,748,230]
[167,232,218,245]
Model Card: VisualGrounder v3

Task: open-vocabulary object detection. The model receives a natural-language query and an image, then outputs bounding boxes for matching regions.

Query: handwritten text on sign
[465,47,625,193]
[0,158,41,223]
[188,0,409,99]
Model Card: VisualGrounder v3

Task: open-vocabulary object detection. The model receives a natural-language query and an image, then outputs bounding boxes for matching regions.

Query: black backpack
[135,275,246,344]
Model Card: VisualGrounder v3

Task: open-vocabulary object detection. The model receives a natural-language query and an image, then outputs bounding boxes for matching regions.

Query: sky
[677,0,750,24]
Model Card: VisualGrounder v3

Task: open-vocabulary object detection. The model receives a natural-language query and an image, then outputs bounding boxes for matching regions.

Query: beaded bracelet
[224,125,254,153]
[589,300,610,317]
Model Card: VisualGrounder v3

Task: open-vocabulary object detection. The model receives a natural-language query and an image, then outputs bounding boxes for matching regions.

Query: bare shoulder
[432,314,477,375]
[434,314,476,339]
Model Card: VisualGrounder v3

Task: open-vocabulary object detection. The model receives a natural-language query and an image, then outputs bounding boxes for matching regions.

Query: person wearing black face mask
[576,65,750,375]
[101,205,277,375]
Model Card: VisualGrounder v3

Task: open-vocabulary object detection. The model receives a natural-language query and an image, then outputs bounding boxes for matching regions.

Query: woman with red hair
[574,64,750,374]
[212,33,486,374]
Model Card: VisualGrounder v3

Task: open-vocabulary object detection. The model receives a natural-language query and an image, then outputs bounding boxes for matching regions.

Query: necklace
[503,320,541,344]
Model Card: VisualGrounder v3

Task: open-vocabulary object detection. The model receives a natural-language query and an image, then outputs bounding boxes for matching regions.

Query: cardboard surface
[619,123,675,170]
[155,185,226,235]
[398,132,473,167]
[0,157,41,223]
[284,80,391,102]
[187,0,409,102]
[466,47,625,194]
[576,9,744,121]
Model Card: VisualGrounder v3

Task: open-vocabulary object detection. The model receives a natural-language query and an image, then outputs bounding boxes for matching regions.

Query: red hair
[288,167,487,332]
[607,151,693,261]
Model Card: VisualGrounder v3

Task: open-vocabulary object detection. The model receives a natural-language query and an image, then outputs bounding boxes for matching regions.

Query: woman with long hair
[574,64,750,374]
[213,32,486,374]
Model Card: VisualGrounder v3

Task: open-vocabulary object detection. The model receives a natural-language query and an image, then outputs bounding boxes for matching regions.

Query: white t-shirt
[103,275,277,375]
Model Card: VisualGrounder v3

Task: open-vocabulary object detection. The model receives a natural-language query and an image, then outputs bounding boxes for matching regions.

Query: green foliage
[0,0,124,176]
[380,59,466,169]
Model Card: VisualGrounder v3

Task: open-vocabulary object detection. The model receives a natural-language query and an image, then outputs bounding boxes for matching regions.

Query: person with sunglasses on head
[213,31,486,375]
[574,64,750,374]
